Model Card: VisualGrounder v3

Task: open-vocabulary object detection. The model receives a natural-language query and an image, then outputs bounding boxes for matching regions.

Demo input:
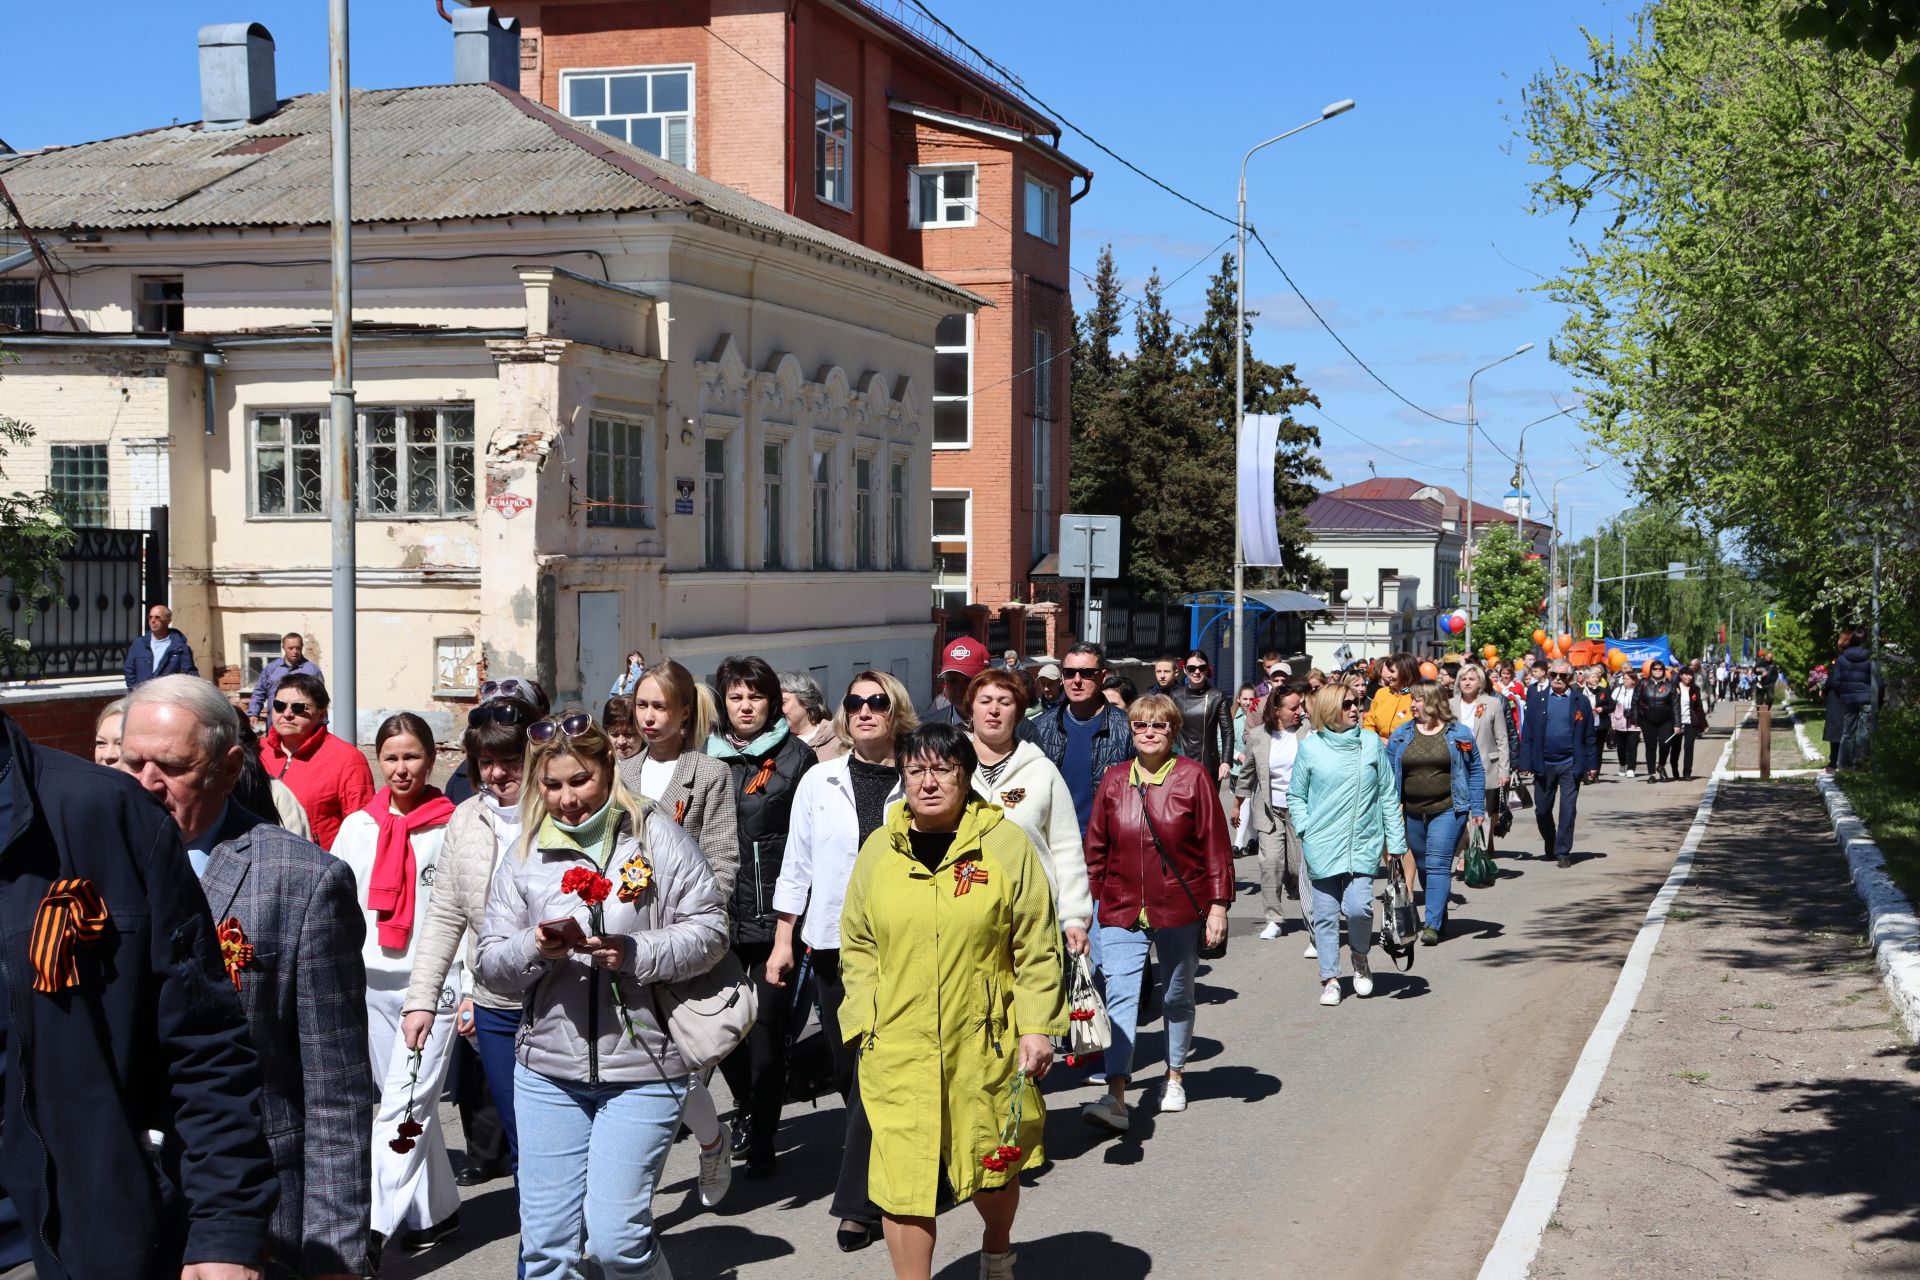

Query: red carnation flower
[397,1119,424,1139]
[562,866,613,906]
[389,1136,416,1155]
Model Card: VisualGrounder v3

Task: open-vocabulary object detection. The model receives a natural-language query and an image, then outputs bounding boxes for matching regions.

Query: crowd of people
[15,620,1798,1280]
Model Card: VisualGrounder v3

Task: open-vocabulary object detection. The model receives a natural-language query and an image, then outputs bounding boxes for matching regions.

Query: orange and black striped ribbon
[742,756,777,795]
[672,799,687,825]
[29,878,109,994]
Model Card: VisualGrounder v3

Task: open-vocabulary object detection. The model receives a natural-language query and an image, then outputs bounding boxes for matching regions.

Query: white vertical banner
[1237,413,1286,567]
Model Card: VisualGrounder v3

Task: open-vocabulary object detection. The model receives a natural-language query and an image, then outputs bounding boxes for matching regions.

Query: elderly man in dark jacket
[0,708,276,1280]
[1516,660,1602,869]
[122,676,372,1279]
[124,603,200,689]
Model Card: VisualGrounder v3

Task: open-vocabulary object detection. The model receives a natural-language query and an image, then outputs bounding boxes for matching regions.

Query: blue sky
[1,1,1634,533]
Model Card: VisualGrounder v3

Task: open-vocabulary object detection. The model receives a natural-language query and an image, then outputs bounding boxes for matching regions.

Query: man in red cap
[923,636,989,726]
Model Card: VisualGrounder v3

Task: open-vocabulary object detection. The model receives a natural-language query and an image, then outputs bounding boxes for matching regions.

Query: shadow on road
[932,1229,1152,1278]
[660,1222,799,1276]
[378,1185,516,1278]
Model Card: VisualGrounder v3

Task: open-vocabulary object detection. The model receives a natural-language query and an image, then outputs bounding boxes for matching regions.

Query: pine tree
[1123,270,1219,596]
[1068,245,1130,523]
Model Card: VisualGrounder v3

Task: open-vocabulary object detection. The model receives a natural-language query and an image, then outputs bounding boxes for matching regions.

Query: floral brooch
[616,852,654,904]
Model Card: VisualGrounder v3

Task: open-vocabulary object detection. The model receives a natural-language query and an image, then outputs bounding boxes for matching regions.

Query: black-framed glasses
[1184,663,1208,673]
[842,692,893,715]
[1061,666,1101,682]
[1340,698,1362,710]
[271,699,313,716]
[527,712,595,745]
[468,701,534,729]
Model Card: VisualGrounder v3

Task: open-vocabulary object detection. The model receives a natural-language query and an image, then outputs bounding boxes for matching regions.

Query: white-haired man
[122,676,373,1278]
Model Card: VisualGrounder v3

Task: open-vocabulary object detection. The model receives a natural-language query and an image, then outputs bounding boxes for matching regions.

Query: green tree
[0,349,75,677]
[1471,523,1549,664]
[1778,0,1920,155]
[1067,244,1131,526]
[1115,270,1212,597]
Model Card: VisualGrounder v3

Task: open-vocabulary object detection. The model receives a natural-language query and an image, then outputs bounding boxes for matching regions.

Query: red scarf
[365,786,455,950]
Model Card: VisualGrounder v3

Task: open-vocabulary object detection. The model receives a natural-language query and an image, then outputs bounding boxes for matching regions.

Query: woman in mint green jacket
[1288,683,1409,1006]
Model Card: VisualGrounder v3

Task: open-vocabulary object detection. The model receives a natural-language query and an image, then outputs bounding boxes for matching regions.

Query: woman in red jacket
[1080,691,1234,1133]
[259,670,375,850]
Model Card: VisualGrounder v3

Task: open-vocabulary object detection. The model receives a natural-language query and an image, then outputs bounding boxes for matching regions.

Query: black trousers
[452,1034,509,1175]
[1675,731,1697,777]
[1615,731,1639,772]
[811,948,881,1227]
[717,940,790,1164]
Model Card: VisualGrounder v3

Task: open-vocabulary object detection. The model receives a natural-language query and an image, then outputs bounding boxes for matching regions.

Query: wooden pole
[1758,702,1772,780]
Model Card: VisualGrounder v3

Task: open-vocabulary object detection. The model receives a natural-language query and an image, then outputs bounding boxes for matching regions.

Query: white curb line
[1815,777,1920,1042]
[1781,697,1826,765]
[1476,712,1740,1280]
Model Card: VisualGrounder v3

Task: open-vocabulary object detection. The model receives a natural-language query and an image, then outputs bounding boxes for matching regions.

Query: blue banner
[1604,635,1677,667]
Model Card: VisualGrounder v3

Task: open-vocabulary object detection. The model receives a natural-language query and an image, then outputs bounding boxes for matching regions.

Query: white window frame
[240,635,281,693]
[810,433,840,571]
[49,442,109,527]
[702,422,738,570]
[561,65,696,168]
[248,409,328,520]
[134,275,183,333]
[587,413,654,530]
[887,452,909,570]
[759,433,790,571]
[932,313,972,450]
[433,635,479,697]
[931,488,971,610]
[908,164,978,228]
[1023,174,1059,244]
[355,404,477,519]
[853,450,877,571]
[814,82,853,209]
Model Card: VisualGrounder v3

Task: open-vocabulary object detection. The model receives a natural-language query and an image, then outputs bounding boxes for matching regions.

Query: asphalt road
[387,707,1735,1280]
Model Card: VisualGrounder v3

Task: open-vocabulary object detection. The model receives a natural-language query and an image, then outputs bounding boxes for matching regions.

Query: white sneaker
[1081,1095,1130,1132]
[1259,921,1284,941]
[1319,979,1342,1006]
[1304,939,1320,958]
[1158,1077,1187,1113]
[1352,955,1375,998]
[1626,768,1637,778]
[697,1122,732,1208]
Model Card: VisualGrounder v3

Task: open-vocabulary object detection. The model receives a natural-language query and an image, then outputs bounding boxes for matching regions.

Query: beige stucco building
[0,26,974,739]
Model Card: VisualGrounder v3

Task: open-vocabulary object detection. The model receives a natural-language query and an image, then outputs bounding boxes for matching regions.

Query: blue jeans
[1404,809,1467,930]
[1094,920,1200,1081]
[1308,874,1374,982]
[472,1004,522,1168]
[1534,762,1581,860]
[514,1063,684,1280]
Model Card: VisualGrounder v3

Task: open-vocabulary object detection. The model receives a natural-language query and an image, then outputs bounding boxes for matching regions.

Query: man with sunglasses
[246,632,324,724]
[1515,659,1601,869]
[1022,642,1135,836]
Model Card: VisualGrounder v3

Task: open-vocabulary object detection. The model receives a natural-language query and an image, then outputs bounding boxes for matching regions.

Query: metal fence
[2,510,165,679]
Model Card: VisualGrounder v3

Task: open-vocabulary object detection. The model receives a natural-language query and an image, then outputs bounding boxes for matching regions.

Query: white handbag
[1066,951,1111,1056]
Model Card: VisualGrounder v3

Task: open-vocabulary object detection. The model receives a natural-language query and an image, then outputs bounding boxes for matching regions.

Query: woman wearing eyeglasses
[1290,683,1409,1006]
[1081,692,1233,1131]
[964,668,1093,957]
[258,670,374,851]
[476,711,727,1279]
[705,655,817,1179]
[838,723,1067,1280]
[1637,660,1679,783]
[402,683,546,1229]
[336,712,461,1254]
[768,670,915,1253]
[617,659,740,1208]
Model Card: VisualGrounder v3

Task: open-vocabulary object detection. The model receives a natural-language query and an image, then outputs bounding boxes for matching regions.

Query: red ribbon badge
[216,917,254,992]
[953,861,989,897]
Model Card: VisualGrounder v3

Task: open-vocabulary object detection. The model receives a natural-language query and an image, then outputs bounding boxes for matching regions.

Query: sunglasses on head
[479,678,542,706]
[468,701,534,729]
[271,699,313,716]
[842,692,893,715]
[526,712,595,745]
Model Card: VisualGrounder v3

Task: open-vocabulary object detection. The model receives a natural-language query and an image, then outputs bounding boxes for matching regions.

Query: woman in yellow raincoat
[839,722,1068,1280]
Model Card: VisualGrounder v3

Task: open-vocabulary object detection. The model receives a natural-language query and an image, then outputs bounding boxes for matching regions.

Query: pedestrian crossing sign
[1584,620,1603,639]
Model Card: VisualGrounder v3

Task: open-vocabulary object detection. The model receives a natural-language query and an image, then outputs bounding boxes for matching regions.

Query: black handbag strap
[1135,781,1209,921]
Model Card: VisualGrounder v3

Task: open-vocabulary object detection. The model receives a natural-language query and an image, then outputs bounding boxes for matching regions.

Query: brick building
[486,0,1091,614]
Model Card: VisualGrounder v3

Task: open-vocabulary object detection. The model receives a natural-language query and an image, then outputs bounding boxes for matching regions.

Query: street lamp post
[1463,343,1534,654]
[1234,98,1354,688]
[1511,403,1578,551]
[1548,461,1602,637]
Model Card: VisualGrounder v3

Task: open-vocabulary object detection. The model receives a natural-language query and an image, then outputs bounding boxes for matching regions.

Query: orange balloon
[1556,633,1574,652]
[1607,650,1627,672]
[1482,643,1499,660]
[1532,629,1548,647]
[1419,661,1439,680]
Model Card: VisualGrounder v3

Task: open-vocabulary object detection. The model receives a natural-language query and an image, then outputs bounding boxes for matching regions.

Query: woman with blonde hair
[768,669,915,1253]
[93,698,127,768]
[1386,682,1486,944]
[476,711,727,1278]
[1290,683,1408,1006]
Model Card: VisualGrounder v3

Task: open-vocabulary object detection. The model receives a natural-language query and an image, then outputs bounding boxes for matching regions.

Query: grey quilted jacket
[403,794,517,1014]
[476,805,728,1084]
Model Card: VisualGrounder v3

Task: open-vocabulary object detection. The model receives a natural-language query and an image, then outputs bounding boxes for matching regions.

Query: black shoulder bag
[1134,782,1228,960]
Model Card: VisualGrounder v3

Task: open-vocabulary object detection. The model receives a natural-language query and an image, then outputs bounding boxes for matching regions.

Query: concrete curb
[1476,711,1742,1280]
[1781,696,1826,765]
[1815,776,1920,1043]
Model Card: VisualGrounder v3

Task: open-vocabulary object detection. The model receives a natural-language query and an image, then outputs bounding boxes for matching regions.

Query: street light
[1547,461,1603,636]
[1233,97,1355,687]
[1463,342,1534,653]
[1510,402,1578,550]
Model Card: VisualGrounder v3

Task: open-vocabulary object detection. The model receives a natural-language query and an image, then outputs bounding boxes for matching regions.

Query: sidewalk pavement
[1528,780,1920,1277]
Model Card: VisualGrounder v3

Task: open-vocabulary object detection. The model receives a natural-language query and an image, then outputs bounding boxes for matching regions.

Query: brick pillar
[1029,602,1065,658]
[1001,604,1028,657]
[960,603,991,642]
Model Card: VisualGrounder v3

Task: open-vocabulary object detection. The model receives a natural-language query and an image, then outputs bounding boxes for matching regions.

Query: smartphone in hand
[538,917,590,950]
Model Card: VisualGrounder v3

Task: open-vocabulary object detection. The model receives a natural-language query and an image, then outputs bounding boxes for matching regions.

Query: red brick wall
[6,693,120,760]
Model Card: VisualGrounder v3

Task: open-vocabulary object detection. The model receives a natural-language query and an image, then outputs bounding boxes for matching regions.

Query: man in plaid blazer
[122,677,373,1279]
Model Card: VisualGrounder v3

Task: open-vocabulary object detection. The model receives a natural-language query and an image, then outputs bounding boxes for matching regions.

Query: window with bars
[588,415,652,529]
[909,165,976,228]
[762,441,786,570]
[854,455,875,570]
[889,458,907,569]
[251,411,326,517]
[703,435,730,569]
[932,490,970,611]
[358,405,476,517]
[0,278,34,331]
[134,276,184,332]
[811,446,833,570]
[815,84,852,208]
[49,444,109,526]
[562,67,693,167]
[933,313,970,448]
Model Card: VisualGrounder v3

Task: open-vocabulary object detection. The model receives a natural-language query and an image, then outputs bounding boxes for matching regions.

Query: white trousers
[366,981,462,1237]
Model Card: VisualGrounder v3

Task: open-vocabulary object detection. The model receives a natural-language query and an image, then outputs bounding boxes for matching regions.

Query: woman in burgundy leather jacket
[1080,692,1235,1133]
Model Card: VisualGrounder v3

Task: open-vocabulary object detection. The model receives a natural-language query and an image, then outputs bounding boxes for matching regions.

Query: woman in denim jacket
[1386,681,1487,944]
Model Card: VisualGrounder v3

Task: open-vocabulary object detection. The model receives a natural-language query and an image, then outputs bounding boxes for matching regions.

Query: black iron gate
[2,509,166,679]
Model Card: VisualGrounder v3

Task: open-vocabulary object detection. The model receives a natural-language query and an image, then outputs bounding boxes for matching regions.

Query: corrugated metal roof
[0,83,976,304]
[1304,495,1447,533]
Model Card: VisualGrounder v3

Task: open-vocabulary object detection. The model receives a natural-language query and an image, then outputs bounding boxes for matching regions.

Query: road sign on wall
[1585,619,1604,640]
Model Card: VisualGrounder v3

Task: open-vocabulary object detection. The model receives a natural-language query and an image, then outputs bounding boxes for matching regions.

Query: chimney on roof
[453,6,520,89]
[198,23,278,131]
